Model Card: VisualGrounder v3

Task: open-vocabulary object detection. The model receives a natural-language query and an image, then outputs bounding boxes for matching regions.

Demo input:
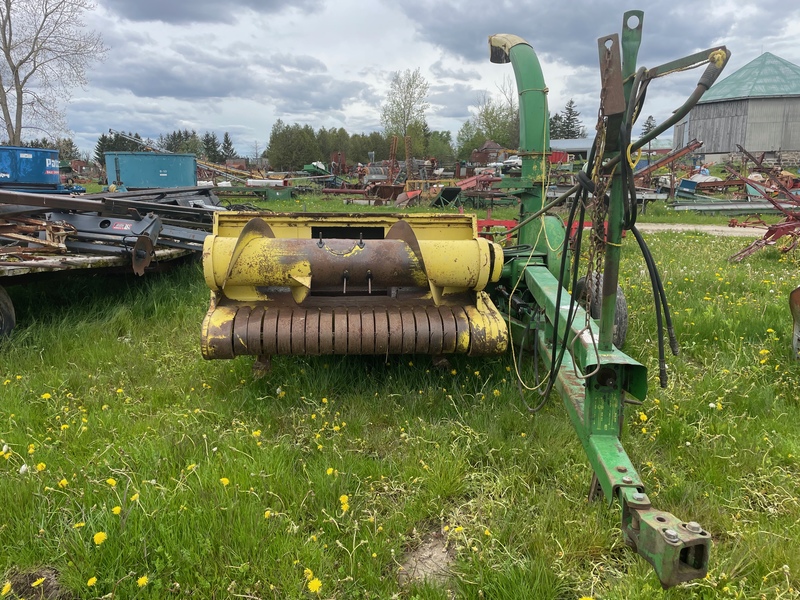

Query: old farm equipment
[200,11,729,587]
[725,146,800,360]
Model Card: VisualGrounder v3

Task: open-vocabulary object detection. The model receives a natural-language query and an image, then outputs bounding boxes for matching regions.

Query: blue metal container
[0,146,60,186]
[104,152,197,189]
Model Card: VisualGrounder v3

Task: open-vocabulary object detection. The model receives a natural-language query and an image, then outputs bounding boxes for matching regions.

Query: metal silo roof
[698,52,800,103]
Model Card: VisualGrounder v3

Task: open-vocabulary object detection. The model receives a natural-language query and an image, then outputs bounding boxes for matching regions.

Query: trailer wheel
[573,274,628,348]
[0,286,15,337]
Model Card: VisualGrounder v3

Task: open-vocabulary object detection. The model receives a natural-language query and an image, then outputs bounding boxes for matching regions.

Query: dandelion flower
[73,522,85,528]
[137,575,148,587]
[41,393,51,400]
[31,578,45,587]
[252,430,261,437]
[130,493,139,502]
[638,412,648,422]
[60,424,69,431]
[1,581,11,596]
[36,462,46,472]
[106,478,117,487]
[186,463,196,471]
[264,510,271,519]
[87,577,97,587]
[303,568,314,580]
[307,578,322,593]
[58,478,68,488]
[326,467,333,475]
[112,506,122,515]
[93,531,107,546]
[220,477,230,486]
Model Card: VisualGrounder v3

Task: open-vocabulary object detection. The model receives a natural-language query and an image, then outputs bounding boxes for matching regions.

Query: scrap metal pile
[199,10,730,588]
[0,186,223,335]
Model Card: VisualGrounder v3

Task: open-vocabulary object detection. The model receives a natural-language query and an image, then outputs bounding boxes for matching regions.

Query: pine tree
[221,132,237,160]
[641,115,657,138]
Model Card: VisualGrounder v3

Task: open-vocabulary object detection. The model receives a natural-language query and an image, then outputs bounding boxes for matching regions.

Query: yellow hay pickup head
[201,212,508,359]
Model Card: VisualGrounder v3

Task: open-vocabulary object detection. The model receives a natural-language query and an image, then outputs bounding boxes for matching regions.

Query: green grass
[1,214,799,599]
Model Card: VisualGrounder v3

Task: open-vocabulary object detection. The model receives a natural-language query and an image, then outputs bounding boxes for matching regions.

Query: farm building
[673,52,800,166]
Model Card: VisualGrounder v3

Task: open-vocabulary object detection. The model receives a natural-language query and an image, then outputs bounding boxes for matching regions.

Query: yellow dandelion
[87,577,97,587]
[73,522,85,528]
[220,477,230,486]
[116,388,123,394]
[60,424,69,431]
[307,578,322,593]
[130,493,139,502]
[484,528,491,536]
[252,430,261,437]
[41,393,51,400]
[27,444,35,454]
[326,467,334,475]
[341,502,349,513]
[1,581,11,596]
[58,478,68,488]
[638,412,648,422]
[759,349,770,355]
[31,577,45,587]
[339,494,348,504]
[111,505,121,515]
[303,568,314,580]
[186,463,196,471]
[93,531,107,546]
[106,478,117,487]
[137,575,148,587]
[321,397,328,403]
[36,462,46,472]
[493,389,500,397]
[264,510,272,519]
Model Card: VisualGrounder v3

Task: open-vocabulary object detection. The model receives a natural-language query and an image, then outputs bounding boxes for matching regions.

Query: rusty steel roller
[201,212,508,359]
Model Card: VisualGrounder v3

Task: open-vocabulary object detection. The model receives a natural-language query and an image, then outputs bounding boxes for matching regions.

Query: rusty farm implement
[200,11,730,587]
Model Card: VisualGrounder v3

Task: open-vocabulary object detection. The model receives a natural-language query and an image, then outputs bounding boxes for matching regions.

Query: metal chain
[582,47,614,320]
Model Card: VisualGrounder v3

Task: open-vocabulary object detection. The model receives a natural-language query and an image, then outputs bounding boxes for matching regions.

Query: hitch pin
[366,269,373,294]
[317,232,324,248]
[358,232,365,248]
[342,270,349,294]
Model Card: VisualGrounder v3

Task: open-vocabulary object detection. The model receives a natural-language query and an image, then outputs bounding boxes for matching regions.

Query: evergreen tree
[221,132,237,160]
[640,115,657,138]
[560,99,586,138]
[201,131,222,163]
[94,131,144,164]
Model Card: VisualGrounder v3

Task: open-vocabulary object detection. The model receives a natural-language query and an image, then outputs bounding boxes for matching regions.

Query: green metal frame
[489,11,729,587]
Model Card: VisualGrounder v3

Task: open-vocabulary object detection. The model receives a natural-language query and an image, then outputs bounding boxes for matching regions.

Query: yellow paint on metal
[201,211,509,358]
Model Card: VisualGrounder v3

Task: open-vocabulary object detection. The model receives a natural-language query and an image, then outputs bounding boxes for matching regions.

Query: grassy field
[1,201,798,599]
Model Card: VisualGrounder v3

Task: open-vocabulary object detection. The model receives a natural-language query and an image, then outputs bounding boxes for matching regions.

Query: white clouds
[60,1,800,155]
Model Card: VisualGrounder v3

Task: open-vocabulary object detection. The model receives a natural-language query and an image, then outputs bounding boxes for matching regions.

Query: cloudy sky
[63,0,800,157]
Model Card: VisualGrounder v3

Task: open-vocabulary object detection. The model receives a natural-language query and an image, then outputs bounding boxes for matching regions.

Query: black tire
[573,273,628,348]
[0,286,15,337]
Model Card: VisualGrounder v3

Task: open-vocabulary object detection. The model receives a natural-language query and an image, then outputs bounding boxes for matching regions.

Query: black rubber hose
[633,226,680,357]
[631,226,668,387]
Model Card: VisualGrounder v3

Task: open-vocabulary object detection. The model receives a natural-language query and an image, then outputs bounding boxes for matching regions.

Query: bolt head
[632,492,646,502]
[664,529,679,543]
[685,521,702,534]
[621,475,633,484]
[616,465,628,473]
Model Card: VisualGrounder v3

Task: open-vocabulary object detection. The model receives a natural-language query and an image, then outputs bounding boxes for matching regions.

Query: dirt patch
[398,530,455,588]
[6,568,72,600]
